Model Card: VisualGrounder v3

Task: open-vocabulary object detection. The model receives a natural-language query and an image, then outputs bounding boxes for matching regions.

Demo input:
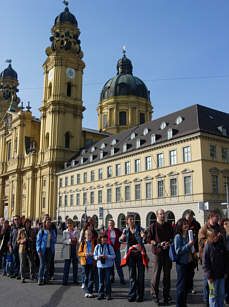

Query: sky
[0,0,229,129]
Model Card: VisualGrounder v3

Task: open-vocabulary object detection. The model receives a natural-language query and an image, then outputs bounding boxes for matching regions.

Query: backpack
[169,243,178,262]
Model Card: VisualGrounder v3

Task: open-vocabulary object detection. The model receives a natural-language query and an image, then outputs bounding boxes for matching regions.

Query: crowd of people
[0,209,229,307]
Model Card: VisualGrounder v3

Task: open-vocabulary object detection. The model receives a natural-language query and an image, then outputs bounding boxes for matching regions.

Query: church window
[7,141,12,160]
[103,114,108,128]
[119,112,126,126]
[48,83,52,99]
[140,113,145,124]
[67,82,72,97]
[65,132,70,148]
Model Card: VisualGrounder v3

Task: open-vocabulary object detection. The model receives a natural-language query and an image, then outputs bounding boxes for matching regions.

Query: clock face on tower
[48,68,54,81]
[66,67,75,79]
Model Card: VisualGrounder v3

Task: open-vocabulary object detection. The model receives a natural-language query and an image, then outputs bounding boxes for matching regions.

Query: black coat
[0,227,11,256]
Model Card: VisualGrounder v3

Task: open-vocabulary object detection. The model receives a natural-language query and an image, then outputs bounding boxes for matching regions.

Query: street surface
[0,240,212,307]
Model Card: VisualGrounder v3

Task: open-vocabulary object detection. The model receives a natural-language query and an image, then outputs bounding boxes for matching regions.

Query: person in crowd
[62,218,79,285]
[119,214,148,302]
[20,216,26,227]
[42,214,57,280]
[198,209,222,306]
[94,233,115,300]
[5,249,13,277]
[36,218,56,285]
[184,210,200,294]
[105,219,125,284]
[78,229,96,298]
[9,215,21,279]
[174,218,194,307]
[220,218,229,304]
[0,220,11,276]
[202,230,228,307]
[147,209,174,305]
[17,218,36,283]
[0,217,5,269]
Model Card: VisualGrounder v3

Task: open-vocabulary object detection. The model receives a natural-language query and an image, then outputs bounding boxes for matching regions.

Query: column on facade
[14,173,22,216]
[0,178,4,217]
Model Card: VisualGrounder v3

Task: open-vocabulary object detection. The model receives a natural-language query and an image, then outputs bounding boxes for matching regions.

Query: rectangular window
[64,195,68,207]
[7,142,11,161]
[116,187,121,202]
[59,178,63,188]
[184,176,192,195]
[59,195,62,208]
[170,178,177,197]
[70,175,74,185]
[70,194,74,207]
[125,161,131,175]
[125,186,130,201]
[157,180,164,198]
[210,145,217,160]
[183,146,191,162]
[77,174,80,184]
[83,172,87,183]
[212,175,219,193]
[107,166,112,178]
[157,153,164,168]
[83,192,87,205]
[65,176,68,186]
[222,147,229,163]
[76,193,80,206]
[145,156,152,171]
[146,182,152,199]
[98,168,103,180]
[169,150,177,165]
[135,184,141,200]
[107,188,112,203]
[135,159,141,173]
[90,191,94,205]
[42,197,46,209]
[98,190,102,204]
[91,170,95,182]
[116,164,121,177]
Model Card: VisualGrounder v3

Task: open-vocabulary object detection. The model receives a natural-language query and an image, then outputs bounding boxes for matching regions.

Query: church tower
[37,2,85,218]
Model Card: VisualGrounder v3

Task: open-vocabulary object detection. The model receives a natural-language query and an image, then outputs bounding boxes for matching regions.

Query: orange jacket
[78,240,96,266]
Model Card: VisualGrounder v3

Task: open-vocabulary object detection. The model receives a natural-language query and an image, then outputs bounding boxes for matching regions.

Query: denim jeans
[81,265,85,284]
[1,255,6,274]
[98,267,112,297]
[12,246,20,276]
[83,264,94,294]
[176,263,189,307]
[6,261,12,276]
[128,252,145,300]
[110,250,124,282]
[208,279,225,307]
[63,246,78,283]
[38,248,52,283]
[203,278,209,302]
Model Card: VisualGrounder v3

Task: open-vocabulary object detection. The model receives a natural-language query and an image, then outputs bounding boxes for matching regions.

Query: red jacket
[105,228,122,252]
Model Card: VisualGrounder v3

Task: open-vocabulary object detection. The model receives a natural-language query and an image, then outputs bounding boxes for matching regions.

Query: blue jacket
[36,229,56,256]
[120,225,145,254]
[94,243,115,268]
[174,234,192,264]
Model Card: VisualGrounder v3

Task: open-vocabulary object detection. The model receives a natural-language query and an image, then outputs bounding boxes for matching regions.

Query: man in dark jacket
[0,220,11,276]
[9,215,21,279]
[148,209,174,306]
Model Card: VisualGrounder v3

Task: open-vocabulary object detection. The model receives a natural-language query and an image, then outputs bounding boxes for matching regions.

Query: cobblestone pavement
[0,242,217,307]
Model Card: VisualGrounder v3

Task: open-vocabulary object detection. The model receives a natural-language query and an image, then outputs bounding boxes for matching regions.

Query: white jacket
[61,229,79,259]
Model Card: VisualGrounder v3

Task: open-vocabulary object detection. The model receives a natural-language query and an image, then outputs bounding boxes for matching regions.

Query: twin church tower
[0,3,152,219]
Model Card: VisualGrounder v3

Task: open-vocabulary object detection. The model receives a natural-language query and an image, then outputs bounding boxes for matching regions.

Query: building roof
[0,64,18,80]
[82,127,111,136]
[60,104,229,173]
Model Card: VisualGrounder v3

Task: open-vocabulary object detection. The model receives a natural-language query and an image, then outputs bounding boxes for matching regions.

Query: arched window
[140,113,145,124]
[48,83,52,99]
[105,214,113,228]
[146,212,156,227]
[165,211,175,225]
[119,111,127,126]
[65,132,70,148]
[67,82,72,97]
[134,213,141,227]
[45,133,49,149]
[92,215,98,229]
[118,214,126,229]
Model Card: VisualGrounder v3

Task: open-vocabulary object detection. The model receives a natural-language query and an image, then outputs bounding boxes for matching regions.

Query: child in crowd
[94,233,115,300]
[5,251,13,276]
[202,230,228,307]
[78,230,96,298]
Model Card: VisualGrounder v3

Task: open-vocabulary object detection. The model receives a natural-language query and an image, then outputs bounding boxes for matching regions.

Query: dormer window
[91,146,95,153]
[168,128,173,140]
[100,150,103,160]
[111,147,114,156]
[136,138,141,149]
[176,116,183,125]
[130,132,136,140]
[143,128,148,136]
[151,134,156,144]
[160,121,167,130]
[80,157,84,165]
[81,149,86,155]
[100,143,105,149]
[111,139,117,146]
[123,143,127,153]
[89,154,93,162]
[218,126,227,136]
[71,160,76,167]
